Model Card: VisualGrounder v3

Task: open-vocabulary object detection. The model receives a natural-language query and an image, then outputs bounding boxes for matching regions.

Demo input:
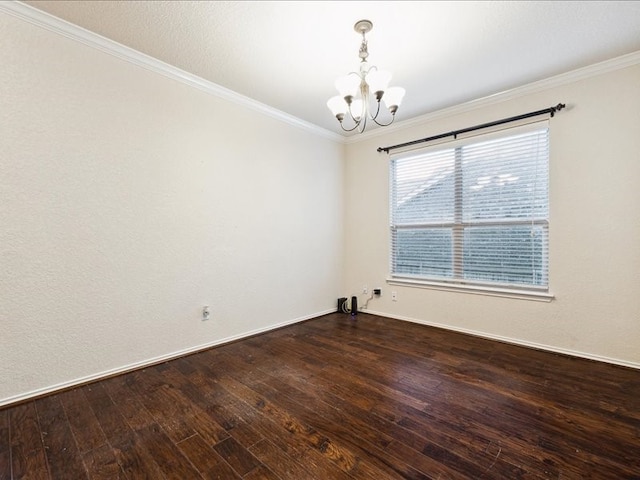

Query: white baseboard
[0,308,335,408]
[364,309,640,370]
[5,307,636,407]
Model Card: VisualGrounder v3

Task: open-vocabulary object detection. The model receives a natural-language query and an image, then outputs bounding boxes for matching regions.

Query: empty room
[1,1,639,478]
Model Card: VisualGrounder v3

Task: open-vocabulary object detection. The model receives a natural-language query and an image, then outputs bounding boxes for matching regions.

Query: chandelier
[327,19,405,133]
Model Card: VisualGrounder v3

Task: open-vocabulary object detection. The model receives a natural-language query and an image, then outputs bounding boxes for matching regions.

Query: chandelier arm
[357,115,368,134]
[339,121,363,132]
[346,102,362,125]
[369,99,396,127]
[371,113,396,127]
[368,99,382,120]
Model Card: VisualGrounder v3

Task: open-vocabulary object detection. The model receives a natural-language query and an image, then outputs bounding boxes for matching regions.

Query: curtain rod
[377,103,566,154]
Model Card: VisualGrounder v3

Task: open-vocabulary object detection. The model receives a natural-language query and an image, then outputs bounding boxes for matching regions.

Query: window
[390,123,549,296]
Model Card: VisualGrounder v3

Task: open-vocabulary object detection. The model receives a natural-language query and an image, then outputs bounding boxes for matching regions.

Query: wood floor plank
[110,431,167,480]
[176,434,242,479]
[248,437,335,480]
[211,436,262,477]
[123,369,198,443]
[0,409,10,480]
[125,366,230,447]
[58,387,107,454]
[82,383,132,442]
[8,402,49,480]
[0,449,10,480]
[155,364,232,446]
[0,409,8,452]
[36,395,88,479]
[173,356,266,449]
[82,444,125,480]
[100,374,157,432]
[242,464,281,480]
[134,424,202,480]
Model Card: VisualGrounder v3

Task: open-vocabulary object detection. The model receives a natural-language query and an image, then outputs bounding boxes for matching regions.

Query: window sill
[386,277,554,302]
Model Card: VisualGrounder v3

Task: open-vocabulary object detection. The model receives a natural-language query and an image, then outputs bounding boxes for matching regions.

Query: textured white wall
[344,65,640,367]
[0,13,344,404]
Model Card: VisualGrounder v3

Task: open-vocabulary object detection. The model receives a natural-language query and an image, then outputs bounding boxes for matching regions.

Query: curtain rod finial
[551,103,566,117]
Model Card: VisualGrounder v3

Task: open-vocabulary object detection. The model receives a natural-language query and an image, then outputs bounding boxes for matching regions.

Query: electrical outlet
[202,306,210,321]
[363,285,368,294]
[391,291,397,302]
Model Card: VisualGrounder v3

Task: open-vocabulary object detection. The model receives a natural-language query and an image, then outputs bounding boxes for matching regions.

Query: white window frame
[388,121,554,302]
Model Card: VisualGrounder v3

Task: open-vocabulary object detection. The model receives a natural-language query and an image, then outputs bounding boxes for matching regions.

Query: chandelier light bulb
[335,74,360,99]
[383,86,406,113]
[366,69,392,96]
[327,95,347,118]
[350,99,364,121]
[327,19,405,133]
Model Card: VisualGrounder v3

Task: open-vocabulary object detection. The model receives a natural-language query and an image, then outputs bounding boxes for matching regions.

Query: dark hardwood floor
[1,312,639,479]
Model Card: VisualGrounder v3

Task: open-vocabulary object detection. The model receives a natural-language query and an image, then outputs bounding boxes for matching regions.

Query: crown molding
[347,49,640,145]
[0,1,344,142]
[4,1,639,146]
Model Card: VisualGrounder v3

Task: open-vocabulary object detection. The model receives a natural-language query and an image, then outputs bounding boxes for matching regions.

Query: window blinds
[390,123,549,290]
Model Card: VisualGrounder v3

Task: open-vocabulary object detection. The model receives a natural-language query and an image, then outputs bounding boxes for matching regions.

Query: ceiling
[22,1,640,136]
